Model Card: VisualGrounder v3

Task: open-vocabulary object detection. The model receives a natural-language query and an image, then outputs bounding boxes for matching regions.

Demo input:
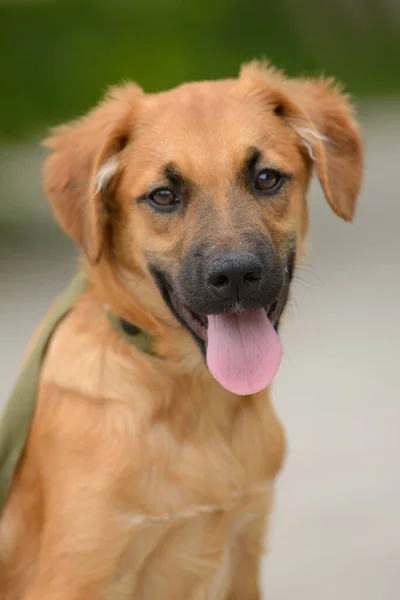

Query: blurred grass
[0,0,399,142]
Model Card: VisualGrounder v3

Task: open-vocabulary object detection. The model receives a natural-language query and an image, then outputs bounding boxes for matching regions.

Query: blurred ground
[0,102,399,598]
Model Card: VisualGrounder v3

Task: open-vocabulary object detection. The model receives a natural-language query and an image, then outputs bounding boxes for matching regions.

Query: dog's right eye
[148,188,180,212]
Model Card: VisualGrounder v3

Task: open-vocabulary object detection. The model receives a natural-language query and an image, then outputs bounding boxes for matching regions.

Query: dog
[0,60,363,599]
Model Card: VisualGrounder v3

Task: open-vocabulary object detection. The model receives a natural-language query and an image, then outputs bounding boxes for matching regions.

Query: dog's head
[44,61,363,395]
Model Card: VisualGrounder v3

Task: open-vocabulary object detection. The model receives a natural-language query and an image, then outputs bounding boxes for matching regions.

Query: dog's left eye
[149,188,180,211]
[254,169,284,193]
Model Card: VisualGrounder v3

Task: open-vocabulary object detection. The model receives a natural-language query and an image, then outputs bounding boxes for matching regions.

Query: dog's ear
[282,77,363,221]
[241,62,363,221]
[43,84,142,263]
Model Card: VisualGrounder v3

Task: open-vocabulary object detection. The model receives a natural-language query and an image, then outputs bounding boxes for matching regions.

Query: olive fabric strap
[0,273,152,515]
[0,272,88,513]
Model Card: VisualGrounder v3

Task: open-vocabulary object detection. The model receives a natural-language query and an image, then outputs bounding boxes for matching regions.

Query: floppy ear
[283,77,364,221]
[43,84,142,263]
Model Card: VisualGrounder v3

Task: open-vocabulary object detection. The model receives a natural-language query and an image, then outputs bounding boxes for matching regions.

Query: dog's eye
[149,188,179,210]
[254,169,283,193]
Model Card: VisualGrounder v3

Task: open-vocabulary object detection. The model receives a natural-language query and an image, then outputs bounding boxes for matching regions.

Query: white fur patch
[290,125,331,162]
[121,483,270,529]
[95,156,120,194]
[125,503,223,529]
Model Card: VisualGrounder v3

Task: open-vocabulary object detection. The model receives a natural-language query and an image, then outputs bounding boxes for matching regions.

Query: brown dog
[0,60,363,599]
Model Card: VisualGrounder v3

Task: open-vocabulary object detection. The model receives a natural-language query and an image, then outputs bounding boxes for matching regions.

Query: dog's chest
[103,385,283,598]
[110,491,267,600]
[128,395,274,517]
[110,401,272,595]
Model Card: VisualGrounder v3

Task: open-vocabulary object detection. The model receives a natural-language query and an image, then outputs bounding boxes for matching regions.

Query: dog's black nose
[206,252,263,301]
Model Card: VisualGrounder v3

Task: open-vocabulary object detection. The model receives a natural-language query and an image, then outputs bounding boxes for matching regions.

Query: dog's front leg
[226,498,269,600]
[21,493,132,600]
[227,541,263,600]
[16,389,139,600]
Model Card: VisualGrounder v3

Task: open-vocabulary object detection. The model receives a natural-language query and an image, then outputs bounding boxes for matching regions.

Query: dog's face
[44,62,363,394]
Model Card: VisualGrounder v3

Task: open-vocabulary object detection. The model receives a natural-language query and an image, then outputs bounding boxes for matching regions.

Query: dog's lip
[169,290,209,342]
[151,269,207,349]
[164,281,283,344]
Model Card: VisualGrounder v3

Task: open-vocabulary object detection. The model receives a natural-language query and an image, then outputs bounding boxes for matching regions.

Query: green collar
[66,272,153,354]
[104,305,153,355]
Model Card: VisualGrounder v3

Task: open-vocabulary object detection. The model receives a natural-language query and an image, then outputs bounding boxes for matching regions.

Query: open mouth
[153,269,289,347]
[152,266,292,396]
[168,291,284,347]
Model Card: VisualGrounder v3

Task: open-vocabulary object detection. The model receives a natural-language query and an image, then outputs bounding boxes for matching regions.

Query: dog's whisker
[285,290,300,319]
[296,266,324,286]
[292,275,316,291]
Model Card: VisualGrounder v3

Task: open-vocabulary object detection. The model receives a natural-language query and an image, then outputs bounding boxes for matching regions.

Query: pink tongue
[206,309,282,396]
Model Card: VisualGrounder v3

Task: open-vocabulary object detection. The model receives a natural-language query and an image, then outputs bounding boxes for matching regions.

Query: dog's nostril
[243,272,261,284]
[214,275,230,288]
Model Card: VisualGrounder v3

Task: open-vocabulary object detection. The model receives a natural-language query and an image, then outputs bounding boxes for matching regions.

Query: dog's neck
[86,259,208,376]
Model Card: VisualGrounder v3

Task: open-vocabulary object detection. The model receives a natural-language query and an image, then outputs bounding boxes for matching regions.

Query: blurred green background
[1,0,400,141]
[0,0,399,245]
